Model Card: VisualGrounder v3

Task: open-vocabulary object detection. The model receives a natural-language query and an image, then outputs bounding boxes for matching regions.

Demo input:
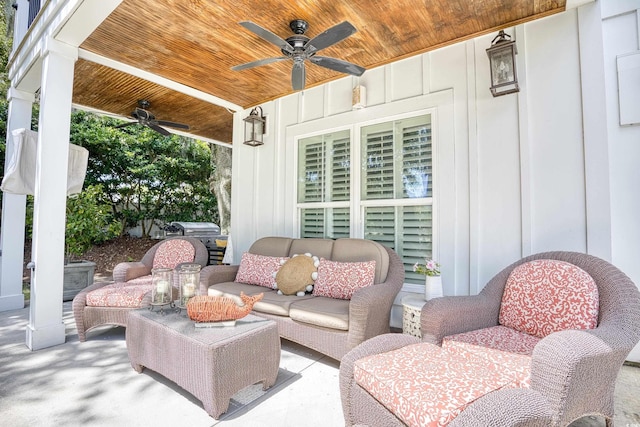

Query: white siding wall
[229,3,640,360]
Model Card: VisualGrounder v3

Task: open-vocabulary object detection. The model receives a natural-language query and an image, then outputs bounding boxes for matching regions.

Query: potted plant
[63,185,120,300]
[413,258,442,301]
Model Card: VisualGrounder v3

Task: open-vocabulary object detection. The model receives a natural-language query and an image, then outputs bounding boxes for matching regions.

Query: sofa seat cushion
[499,259,599,338]
[354,343,525,427]
[208,282,275,305]
[86,282,154,308]
[253,292,315,316]
[289,297,350,330]
[442,326,535,388]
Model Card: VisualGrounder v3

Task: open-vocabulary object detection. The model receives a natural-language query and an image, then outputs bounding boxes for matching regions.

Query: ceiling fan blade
[148,123,171,136]
[232,56,288,71]
[292,61,306,91]
[310,56,365,76]
[115,122,137,129]
[239,21,294,53]
[157,120,190,130]
[306,21,357,54]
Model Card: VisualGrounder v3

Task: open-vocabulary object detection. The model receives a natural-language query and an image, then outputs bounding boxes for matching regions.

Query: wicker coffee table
[126,309,280,419]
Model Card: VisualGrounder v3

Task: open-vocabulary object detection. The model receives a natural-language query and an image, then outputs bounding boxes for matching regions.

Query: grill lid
[169,221,221,236]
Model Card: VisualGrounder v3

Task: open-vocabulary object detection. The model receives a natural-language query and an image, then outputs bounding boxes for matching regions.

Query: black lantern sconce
[243,106,266,147]
[486,30,519,97]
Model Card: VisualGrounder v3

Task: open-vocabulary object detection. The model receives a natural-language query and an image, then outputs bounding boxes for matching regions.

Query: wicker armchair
[340,251,640,427]
[72,237,208,341]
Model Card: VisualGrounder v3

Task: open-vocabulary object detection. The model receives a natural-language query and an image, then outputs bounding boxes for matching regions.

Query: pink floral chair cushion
[312,259,376,300]
[442,326,536,388]
[354,343,524,427]
[443,325,540,356]
[152,239,196,269]
[86,282,154,308]
[499,259,599,338]
[235,252,289,289]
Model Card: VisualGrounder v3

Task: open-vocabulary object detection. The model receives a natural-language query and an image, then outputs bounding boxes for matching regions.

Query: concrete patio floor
[0,302,638,427]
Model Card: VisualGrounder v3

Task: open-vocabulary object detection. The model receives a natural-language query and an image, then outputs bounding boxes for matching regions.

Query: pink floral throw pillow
[235,252,289,289]
[313,258,376,300]
[152,239,196,269]
[499,259,599,338]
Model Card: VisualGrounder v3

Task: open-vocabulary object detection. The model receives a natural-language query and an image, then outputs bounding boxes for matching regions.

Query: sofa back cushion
[499,259,599,338]
[152,239,196,269]
[331,238,389,283]
[247,236,389,284]
[248,237,293,257]
[289,238,334,259]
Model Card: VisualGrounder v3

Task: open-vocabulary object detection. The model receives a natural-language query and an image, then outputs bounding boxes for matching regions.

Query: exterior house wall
[229,4,640,360]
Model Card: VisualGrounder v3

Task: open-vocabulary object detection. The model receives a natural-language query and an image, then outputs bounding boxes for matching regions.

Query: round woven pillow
[275,254,318,296]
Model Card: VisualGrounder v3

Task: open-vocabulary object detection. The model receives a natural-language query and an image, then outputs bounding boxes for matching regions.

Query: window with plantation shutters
[298,130,351,239]
[296,112,435,285]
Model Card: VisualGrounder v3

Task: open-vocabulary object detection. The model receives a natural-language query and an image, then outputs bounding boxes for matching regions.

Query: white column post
[0,88,34,312]
[26,38,77,351]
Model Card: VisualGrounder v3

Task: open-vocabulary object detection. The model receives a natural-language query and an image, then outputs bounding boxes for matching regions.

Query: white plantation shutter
[297,113,434,284]
[298,131,351,238]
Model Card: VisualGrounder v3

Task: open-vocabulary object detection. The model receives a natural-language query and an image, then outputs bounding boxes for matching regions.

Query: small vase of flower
[413,259,443,301]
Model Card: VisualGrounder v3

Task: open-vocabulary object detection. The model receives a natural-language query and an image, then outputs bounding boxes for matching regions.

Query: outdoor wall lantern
[486,30,519,97]
[243,106,266,147]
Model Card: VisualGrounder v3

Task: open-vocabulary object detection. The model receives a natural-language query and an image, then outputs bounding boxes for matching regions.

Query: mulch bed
[22,235,158,281]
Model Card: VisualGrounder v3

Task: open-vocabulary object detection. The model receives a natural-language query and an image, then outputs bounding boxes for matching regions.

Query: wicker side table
[126,310,280,419]
[401,295,427,338]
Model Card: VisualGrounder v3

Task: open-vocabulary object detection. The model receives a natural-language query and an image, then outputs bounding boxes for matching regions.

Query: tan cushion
[248,237,293,257]
[289,296,350,330]
[253,292,315,316]
[208,282,274,304]
[331,238,389,283]
[289,238,334,259]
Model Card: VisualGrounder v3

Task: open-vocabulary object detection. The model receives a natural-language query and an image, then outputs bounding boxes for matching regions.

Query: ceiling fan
[232,19,366,91]
[116,100,190,136]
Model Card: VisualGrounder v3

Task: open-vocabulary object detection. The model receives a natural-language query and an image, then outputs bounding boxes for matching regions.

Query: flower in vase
[413,258,441,277]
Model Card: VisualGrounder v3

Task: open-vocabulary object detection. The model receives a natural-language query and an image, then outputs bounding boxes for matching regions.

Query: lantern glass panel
[151,268,172,305]
[178,264,201,308]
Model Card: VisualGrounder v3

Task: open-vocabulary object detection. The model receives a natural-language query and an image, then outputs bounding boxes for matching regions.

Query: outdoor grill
[163,221,227,265]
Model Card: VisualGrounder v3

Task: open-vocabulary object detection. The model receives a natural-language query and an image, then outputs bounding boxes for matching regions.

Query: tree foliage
[70,110,217,236]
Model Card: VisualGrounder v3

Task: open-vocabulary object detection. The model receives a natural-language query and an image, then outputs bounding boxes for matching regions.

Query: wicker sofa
[339,251,640,427]
[199,236,405,361]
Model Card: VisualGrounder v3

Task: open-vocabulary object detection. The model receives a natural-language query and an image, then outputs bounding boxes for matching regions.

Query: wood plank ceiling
[75,0,567,143]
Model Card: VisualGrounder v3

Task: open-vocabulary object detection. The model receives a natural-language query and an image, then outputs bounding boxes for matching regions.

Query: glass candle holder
[151,268,173,305]
[178,263,201,308]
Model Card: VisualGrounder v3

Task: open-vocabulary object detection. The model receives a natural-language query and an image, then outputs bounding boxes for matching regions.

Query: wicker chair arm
[449,388,553,427]
[112,262,150,282]
[198,264,240,295]
[530,327,634,425]
[420,294,501,345]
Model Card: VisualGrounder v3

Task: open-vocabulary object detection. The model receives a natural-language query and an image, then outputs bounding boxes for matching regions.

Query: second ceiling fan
[232,19,366,91]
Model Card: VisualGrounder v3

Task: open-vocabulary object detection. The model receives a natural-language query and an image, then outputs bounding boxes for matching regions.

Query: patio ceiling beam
[77,49,243,114]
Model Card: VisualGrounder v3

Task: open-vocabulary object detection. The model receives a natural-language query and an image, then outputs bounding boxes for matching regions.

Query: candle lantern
[151,268,173,308]
[178,263,201,309]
